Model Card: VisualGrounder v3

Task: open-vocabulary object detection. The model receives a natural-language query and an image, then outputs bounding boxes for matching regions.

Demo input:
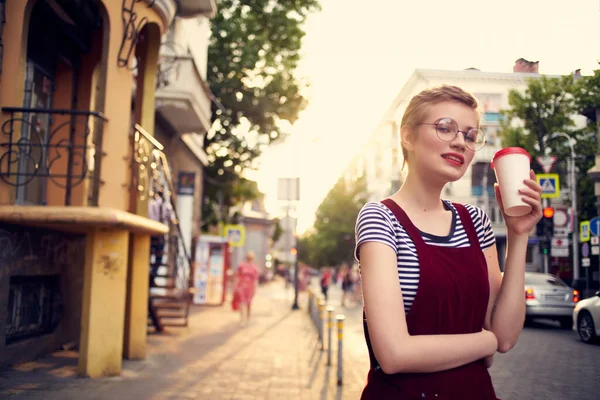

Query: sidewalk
[0,281,366,399]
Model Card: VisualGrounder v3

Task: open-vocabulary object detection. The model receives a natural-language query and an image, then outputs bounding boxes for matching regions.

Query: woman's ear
[400,127,414,151]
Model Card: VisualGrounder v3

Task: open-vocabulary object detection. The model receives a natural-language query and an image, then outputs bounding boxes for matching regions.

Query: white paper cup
[491,147,532,217]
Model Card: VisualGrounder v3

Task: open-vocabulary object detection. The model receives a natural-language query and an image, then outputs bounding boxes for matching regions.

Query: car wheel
[577,311,598,344]
[559,317,572,329]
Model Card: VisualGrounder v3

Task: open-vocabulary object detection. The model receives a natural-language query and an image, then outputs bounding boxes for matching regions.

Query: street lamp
[550,132,579,281]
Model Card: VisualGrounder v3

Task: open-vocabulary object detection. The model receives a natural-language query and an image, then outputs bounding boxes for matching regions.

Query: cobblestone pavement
[0,281,365,400]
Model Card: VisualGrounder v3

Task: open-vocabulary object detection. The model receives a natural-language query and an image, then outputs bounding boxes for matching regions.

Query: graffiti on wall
[0,224,85,272]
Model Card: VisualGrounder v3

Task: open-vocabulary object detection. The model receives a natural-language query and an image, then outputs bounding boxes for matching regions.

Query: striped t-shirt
[355,200,495,313]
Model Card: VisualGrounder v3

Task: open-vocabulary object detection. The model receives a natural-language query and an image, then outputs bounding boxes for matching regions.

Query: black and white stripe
[355,200,496,313]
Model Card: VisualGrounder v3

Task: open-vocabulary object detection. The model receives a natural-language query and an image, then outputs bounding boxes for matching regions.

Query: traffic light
[542,207,555,237]
[537,207,554,254]
[540,237,550,255]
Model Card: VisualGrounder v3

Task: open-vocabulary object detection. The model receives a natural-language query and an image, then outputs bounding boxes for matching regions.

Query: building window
[5,276,63,344]
[526,245,534,264]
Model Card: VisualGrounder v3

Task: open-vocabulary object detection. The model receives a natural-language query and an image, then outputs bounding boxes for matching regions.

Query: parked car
[573,290,600,344]
[523,272,580,328]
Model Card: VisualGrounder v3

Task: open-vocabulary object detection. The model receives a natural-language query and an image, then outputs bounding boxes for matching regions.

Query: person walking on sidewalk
[355,85,542,399]
[233,251,260,325]
[320,268,332,300]
[341,267,355,307]
[148,189,174,287]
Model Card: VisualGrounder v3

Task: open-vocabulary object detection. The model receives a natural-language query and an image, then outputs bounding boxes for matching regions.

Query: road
[308,280,600,400]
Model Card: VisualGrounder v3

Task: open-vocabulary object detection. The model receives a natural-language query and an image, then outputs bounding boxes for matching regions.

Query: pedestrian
[320,268,332,300]
[233,251,260,325]
[148,188,174,287]
[341,267,355,307]
[355,85,542,399]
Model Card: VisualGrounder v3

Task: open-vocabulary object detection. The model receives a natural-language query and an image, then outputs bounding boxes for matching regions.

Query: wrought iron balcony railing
[0,107,108,206]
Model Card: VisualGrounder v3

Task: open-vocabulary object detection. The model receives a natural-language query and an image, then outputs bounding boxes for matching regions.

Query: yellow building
[0,0,215,378]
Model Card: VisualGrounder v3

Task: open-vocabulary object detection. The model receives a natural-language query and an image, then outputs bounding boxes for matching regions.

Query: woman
[355,85,542,399]
[341,267,355,307]
[233,251,260,325]
[320,267,332,300]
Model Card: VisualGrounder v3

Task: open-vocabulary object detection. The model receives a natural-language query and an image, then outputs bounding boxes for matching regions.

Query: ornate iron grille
[5,276,63,345]
[0,107,108,206]
[118,0,154,68]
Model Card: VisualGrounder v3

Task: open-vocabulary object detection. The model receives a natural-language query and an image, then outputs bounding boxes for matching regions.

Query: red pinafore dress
[361,199,499,400]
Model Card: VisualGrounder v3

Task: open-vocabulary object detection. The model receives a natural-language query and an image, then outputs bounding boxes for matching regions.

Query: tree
[299,175,368,268]
[500,74,597,221]
[202,0,321,231]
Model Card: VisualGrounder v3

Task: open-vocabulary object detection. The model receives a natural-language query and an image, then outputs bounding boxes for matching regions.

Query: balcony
[177,0,217,18]
[155,56,212,134]
[0,107,108,206]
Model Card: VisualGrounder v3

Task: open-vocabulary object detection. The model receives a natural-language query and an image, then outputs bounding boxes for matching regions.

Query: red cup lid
[490,147,532,169]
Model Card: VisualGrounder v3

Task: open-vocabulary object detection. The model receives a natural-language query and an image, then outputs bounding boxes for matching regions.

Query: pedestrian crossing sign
[536,173,560,199]
[223,224,246,247]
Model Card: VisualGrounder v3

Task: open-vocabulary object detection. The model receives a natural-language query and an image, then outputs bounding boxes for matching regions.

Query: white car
[573,291,600,344]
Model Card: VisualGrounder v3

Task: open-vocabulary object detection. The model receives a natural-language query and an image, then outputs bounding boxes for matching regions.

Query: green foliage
[500,73,598,220]
[202,0,321,231]
[501,75,577,154]
[298,175,368,268]
[271,217,283,243]
[574,70,600,118]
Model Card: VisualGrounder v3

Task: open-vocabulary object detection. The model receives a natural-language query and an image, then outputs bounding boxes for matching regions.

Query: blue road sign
[591,217,600,236]
[536,174,560,199]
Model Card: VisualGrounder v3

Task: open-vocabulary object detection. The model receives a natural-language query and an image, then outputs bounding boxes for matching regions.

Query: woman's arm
[361,241,498,374]
[483,240,527,354]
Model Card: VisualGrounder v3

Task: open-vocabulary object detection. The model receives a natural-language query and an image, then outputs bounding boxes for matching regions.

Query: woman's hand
[494,170,543,236]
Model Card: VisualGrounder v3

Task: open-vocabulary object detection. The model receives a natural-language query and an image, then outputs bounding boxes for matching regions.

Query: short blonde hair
[400,85,479,170]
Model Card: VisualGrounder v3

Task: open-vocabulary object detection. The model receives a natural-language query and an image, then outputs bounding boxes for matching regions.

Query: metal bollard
[326,306,334,366]
[336,314,345,386]
[318,299,326,350]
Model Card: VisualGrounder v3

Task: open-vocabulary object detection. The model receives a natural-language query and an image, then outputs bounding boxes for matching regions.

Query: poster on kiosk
[192,236,229,305]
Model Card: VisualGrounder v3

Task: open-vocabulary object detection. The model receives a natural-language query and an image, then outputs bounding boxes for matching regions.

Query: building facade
[0,0,215,378]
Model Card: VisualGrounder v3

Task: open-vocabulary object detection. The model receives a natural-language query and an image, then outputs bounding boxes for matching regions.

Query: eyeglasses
[419,118,486,151]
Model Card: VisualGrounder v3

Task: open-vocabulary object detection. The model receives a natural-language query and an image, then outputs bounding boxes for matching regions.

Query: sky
[247,0,600,234]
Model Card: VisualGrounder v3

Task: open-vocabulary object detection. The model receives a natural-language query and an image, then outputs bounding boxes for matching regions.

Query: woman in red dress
[233,251,260,325]
[355,85,543,399]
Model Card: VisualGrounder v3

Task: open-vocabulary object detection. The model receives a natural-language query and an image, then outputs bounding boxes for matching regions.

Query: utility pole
[278,177,300,310]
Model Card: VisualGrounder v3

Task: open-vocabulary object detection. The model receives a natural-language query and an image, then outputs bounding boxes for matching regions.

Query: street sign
[551,238,569,248]
[590,217,600,236]
[580,220,591,242]
[582,242,590,258]
[592,246,600,256]
[223,224,246,247]
[536,174,560,199]
[552,248,569,257]
[553,209,568,227]
[554,227,569,237]
[592,236,600,246]
[582,258,591,267]
[536,155,558,173]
